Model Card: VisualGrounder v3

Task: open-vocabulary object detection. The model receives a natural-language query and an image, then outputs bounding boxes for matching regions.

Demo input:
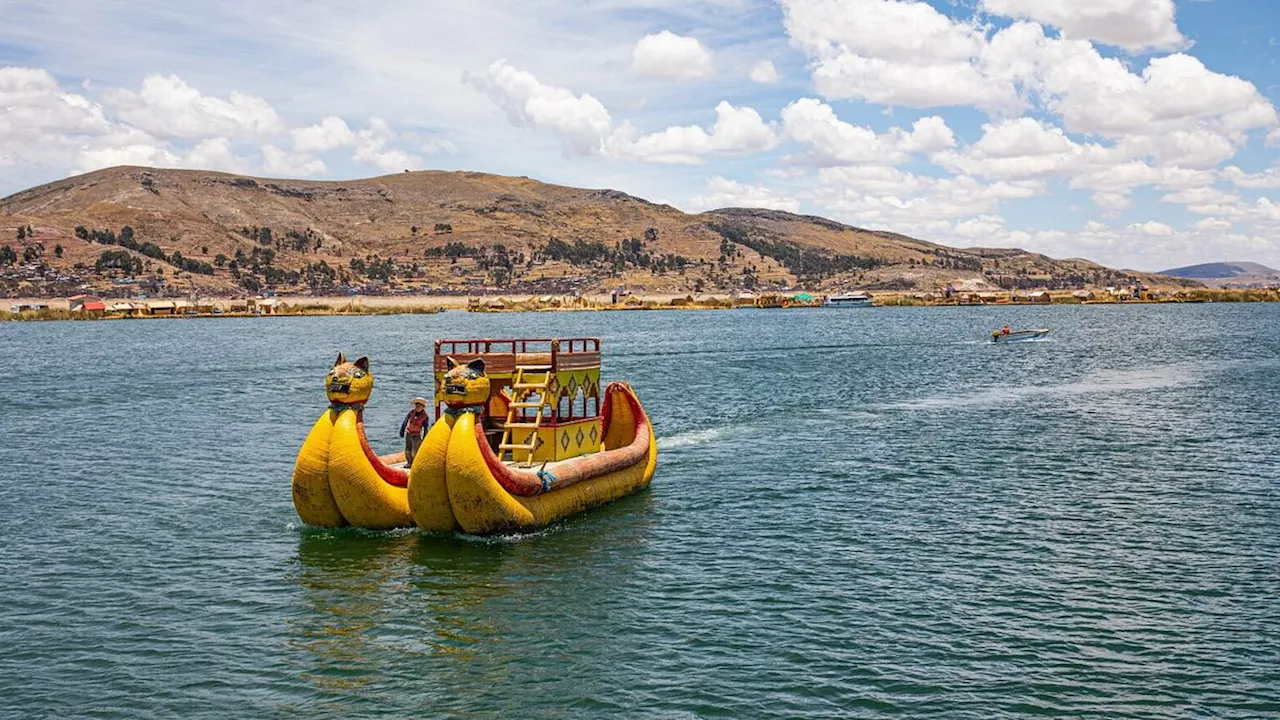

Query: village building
[67,294,104,312]
[9,302,50,313]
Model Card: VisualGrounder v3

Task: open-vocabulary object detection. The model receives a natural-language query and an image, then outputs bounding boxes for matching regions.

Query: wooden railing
[433,338,602,376]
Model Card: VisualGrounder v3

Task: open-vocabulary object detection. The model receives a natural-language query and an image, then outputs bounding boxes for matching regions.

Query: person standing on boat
[400,397,430,467]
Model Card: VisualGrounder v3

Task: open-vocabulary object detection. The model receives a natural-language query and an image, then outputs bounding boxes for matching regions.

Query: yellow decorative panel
[507,418,604,464]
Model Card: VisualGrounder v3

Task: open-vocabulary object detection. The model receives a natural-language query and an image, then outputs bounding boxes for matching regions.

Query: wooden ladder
[499,364,552,467]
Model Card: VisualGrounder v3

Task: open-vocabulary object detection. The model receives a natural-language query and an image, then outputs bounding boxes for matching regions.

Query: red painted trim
[356,417,410,488]
[474,382,650,497]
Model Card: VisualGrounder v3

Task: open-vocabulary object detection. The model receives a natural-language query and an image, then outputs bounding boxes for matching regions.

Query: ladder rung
[516,364,552,370]
[504,422,540,429]
[499,442,537,450]
[510,401,543,408]
[512,383,547,389]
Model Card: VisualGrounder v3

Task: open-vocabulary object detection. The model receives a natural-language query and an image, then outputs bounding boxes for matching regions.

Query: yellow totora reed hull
[291,407,416,530]
[410,382,657,536]
[406,412,459,533]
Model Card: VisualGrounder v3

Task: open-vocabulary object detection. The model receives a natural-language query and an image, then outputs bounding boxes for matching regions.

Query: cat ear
[446,356,459,370]
[354,356,370,372]
[467,358,485,374]
[335,352,347,367]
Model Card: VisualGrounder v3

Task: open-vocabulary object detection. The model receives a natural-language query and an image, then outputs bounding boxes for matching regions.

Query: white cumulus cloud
[104,74,283,139]
[292,116,426,172]
[781,0,1020,111]
[688,176,801,212]
[781,98,954,166]
[472,60,776,165]
[1130,220,1176,236]
[468,59,613,155]
[1223,165,1280,189]
[981,0,1185,52]
[261,145,326,177]
[749,60,780,84]
[632,31,716,80]
[606,101,778,164]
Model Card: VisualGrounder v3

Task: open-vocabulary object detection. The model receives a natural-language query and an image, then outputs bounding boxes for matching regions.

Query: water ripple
[1,306,1278,718]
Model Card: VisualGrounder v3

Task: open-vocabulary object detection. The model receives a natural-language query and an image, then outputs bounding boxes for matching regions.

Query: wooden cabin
[433,338,605,466]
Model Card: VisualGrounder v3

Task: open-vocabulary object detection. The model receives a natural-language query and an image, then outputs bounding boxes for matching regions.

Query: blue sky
[2,0,1278,271]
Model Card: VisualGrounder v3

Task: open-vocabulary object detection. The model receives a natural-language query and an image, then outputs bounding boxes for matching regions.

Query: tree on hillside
[54,244,63,258]
[23,246,41,263]
[0,246,16,265]
[95,249,142,276]
[16,226,26,240]
[215,254,228,267]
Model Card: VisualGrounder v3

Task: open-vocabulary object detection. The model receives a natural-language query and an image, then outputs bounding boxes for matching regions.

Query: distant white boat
[824,292,874,308]
[991,328,1050,343]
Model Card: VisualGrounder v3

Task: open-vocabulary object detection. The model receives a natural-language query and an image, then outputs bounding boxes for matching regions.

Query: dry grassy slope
[0,166,1190,293]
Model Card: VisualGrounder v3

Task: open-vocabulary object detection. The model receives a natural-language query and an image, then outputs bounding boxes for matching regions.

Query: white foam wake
[882,363,1203,411]
[657,428,726,450]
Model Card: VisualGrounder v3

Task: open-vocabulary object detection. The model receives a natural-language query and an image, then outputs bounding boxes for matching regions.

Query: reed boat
[990,328,1050,343]
[292,354,413,530]
[292,339,656,535]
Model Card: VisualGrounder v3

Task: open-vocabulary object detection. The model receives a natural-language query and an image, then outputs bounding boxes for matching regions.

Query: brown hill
[0,166,1190,298]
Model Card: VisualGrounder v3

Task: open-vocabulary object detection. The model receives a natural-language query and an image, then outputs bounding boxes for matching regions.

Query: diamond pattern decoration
[575,427,586,448]
[560,431,571,451]
[589,424,598,445]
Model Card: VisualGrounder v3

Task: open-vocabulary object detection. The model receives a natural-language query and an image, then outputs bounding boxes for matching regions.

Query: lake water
[2,304,1278,718]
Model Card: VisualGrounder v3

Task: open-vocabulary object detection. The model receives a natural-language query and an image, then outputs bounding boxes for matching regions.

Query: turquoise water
[2,305,1278,718]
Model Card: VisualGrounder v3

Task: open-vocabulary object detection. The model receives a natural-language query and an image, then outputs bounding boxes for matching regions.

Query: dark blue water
[2,305,1278,718]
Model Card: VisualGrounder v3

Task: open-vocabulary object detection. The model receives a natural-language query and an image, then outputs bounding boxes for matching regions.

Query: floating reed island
[5,286,1278,321]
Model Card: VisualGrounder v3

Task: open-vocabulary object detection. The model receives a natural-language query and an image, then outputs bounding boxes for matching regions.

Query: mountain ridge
[1,166,1196,297]
[1159,261,1279,287]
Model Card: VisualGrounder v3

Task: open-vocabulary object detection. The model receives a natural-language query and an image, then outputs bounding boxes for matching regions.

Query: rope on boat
[537,467,557,492]
[329,402,367,413]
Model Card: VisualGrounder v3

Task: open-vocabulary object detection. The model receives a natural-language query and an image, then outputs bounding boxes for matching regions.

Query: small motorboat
[991,328,1050,343]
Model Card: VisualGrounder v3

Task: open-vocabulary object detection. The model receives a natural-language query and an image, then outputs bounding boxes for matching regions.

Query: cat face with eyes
[441,357,488,407]
[326,353,373,405]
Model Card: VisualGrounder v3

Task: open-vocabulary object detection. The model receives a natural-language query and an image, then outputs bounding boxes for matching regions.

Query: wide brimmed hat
[412,397,428,405]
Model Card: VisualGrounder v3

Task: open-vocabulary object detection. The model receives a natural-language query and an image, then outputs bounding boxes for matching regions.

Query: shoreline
[4,287,1278,321]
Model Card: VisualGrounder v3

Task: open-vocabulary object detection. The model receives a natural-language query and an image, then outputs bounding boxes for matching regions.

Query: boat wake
[657,427,732,450]
[881,363,1203,411]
